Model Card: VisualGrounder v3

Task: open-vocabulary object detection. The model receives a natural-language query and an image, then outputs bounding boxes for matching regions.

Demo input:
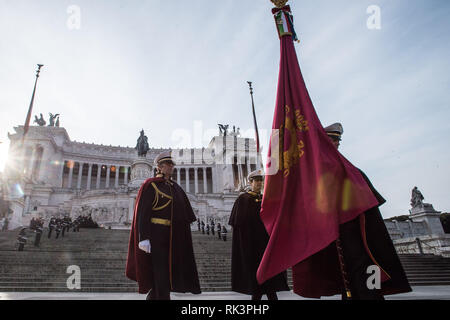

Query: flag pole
[247,81,262,170]
[22,64,44,145]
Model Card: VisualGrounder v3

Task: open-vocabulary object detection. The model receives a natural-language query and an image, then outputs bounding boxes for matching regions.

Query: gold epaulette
[247,191,262,202]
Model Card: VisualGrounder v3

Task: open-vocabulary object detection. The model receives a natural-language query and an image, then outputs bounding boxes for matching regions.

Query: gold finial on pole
[271,0,289,8]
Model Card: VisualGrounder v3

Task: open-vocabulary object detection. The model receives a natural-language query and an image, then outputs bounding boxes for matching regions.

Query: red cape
[125,177,161,294]
[125,177,201,294]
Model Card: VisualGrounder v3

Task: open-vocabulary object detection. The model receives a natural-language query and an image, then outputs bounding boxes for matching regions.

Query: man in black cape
[229,170,289,300]
[126,151,201,300]
[320,123,412,299]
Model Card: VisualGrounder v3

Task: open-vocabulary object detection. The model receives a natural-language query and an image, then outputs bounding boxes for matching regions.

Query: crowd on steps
[197,219,228,241]
[13,214,99,251]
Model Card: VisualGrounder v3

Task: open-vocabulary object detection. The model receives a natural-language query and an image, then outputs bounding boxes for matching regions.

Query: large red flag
[256,5,379,287]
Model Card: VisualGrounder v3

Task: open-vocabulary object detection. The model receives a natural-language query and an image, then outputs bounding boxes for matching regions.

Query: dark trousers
[48,227,53,238]
[147,224,171,300]
[34,233,41,247]
[339,216,384,300]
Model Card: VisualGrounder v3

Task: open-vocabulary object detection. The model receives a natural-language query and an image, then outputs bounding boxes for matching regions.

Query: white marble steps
[0,228,449,292]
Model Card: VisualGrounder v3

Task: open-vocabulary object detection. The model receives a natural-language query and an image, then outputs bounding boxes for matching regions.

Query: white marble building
[2,125,262,230]
[385,204,450,257]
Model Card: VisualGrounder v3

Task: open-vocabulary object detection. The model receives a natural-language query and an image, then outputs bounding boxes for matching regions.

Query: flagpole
[22,64,44,145]
[247,81,262,170]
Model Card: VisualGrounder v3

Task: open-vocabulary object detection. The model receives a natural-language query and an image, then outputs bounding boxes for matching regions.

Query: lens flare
[12,183,24,198]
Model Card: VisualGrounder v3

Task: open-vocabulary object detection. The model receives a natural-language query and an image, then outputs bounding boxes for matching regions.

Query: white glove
[138,239,151,253]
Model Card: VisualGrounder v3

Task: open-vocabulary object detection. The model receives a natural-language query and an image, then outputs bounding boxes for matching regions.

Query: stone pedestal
[128,158,153,188]
[410,203,444,236]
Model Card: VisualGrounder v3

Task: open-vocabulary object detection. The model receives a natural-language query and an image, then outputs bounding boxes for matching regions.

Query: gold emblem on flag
[279,105,309,177]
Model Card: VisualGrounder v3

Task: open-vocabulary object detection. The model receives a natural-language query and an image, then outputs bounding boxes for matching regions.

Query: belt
[151,218,171,226]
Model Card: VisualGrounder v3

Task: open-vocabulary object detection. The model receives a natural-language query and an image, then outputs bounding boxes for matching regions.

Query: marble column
[37,147,47,182]
[237,164,244,188]
[60,161,66,188]
[124,167,128,185]
[115,165,120,188]
[106,165,111,189]
[27,148,36,178]
[76,162,84,189]
[24,196,31,214]
[128,197,135,222]
[68,163,74,189]
[194,168,198,194]
[177,168,181,185]
[185,168,190,193]
[96,164,101,189]
[86,163,93,190]
[203,167,208,193]
[211,166,217,193]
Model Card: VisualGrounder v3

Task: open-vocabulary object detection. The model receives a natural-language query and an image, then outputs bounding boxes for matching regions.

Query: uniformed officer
[221,225,227,242]
[322,122,411,300]
[217,222,222,240]
[201,221,205,234]
[229,170,289,300]
[47,217,56,238]
[126,151,201,300]
[55,219,62,239]
[17,227,27,251]
[211,220,215,236]
[34,224,43,247]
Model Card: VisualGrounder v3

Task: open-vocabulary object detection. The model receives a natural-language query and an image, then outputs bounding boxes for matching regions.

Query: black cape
[358,170,412,295]
[229,191,290,295]
[292,170,412,298]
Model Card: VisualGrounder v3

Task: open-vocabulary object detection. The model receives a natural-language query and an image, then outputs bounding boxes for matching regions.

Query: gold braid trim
[151,182,173,211]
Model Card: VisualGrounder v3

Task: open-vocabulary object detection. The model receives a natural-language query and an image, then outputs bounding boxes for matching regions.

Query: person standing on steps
[126,151,201,300]
[229,170,289,300]
[217,222,222,240]
[222,225,227,242]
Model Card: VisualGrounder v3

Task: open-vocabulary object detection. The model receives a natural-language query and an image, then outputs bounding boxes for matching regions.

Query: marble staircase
[0,228,449,293]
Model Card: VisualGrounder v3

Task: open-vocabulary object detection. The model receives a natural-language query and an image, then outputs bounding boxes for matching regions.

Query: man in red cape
[125,151,201,299]
[256,3,411,299]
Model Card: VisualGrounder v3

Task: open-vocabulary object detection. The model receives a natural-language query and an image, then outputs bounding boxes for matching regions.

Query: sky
[0,0,449,218]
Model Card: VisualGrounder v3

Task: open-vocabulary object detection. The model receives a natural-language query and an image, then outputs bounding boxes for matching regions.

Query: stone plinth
[128,158,153,188]
[410,203,444,236]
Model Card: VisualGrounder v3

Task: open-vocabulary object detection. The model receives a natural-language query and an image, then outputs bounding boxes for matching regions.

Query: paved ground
[1,286,450,300]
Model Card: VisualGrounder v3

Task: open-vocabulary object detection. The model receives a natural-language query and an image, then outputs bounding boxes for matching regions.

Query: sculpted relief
[74,204,128,225]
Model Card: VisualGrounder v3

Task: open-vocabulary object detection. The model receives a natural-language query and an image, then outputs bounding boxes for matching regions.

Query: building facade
[2,125,262,230]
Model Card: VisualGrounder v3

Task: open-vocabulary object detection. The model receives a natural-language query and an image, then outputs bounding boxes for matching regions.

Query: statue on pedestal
[218,124,229,136]
[229,126,241,137]
[135,129,150,157]
[409,186,439,215]
[410,186,424,208]
[33,114,46,126]
[48,113,60,127]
